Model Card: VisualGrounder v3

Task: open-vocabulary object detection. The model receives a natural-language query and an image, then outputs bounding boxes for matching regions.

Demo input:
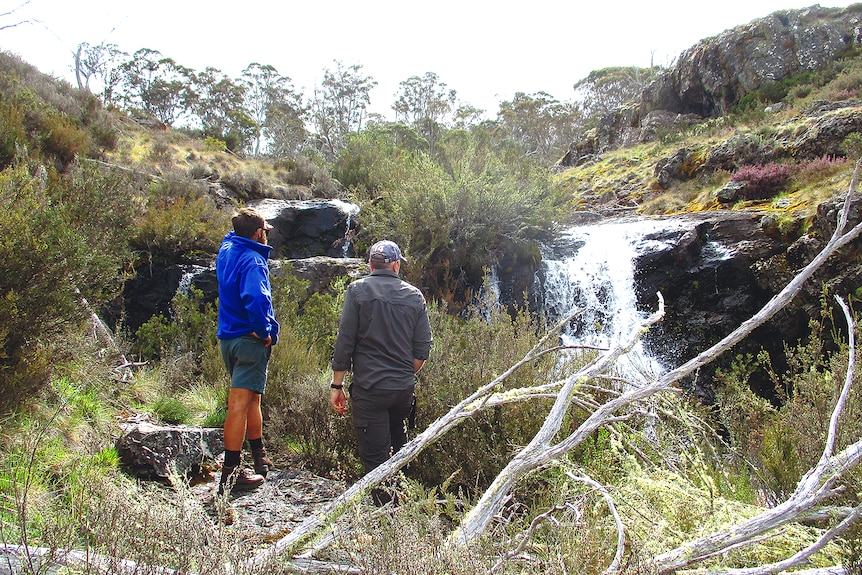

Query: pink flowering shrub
[730,162,794,200]
[796,155,848,183]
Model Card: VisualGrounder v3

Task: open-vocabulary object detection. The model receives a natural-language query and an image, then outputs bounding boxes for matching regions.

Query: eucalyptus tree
[497,91,583,164]
[265,102,308,158]
[73,41,126,106]
[452,103,485,130]
[573,65,660,120]
[116,48,193,127]
[241,63,306,156]
[310,61,376,161]
[190,67,254,152]
[392,71,457,156]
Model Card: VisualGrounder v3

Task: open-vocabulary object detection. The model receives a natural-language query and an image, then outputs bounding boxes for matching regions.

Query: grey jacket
[331,270,433,391]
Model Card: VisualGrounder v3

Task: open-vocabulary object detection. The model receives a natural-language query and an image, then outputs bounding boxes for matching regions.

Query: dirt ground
[191,461,349,552]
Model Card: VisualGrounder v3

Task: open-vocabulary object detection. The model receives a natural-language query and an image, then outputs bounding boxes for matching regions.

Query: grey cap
[369,240,406,264]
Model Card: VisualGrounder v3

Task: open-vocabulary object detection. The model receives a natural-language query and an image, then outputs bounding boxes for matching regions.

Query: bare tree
[0,0,35,32]
[73,41,125,104]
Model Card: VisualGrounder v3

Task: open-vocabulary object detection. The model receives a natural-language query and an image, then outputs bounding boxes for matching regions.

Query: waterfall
[474,265,502,322]
[329,199,360,257]
[537,217,688,382]
[176,265,207,296]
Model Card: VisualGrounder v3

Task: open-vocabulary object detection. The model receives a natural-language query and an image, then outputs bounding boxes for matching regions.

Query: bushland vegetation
[1,37,862,575]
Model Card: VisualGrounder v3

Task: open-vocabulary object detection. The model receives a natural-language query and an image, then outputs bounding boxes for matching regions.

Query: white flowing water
[537,218,690,382]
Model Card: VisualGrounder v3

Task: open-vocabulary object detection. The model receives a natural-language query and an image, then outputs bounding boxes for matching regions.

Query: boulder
[275,256,366,296]
[116,421,224,479]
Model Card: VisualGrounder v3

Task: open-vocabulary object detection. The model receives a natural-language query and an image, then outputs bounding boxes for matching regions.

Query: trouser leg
[351,386,414,474]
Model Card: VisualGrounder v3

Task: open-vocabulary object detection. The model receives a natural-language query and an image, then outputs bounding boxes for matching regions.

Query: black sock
[224,449,241,468]
[248,437,264,451]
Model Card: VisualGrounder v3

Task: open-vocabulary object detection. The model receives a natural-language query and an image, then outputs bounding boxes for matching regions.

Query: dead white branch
[566,471,626,575]
[0,543,181,575]
[453,295,666,545]
[652,295,860,574]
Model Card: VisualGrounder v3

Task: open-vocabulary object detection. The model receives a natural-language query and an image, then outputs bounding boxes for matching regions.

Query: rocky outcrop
[643,5,862,118]
[113,200,361,336]
[275,256,366,297]
[560,4,862,168]
[632,211,790,400]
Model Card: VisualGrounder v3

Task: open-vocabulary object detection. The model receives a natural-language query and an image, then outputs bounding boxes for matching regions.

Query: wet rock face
[627,200,862,402]
[250,198,359,259]
[114,262,215,336]
[632,212,786,399]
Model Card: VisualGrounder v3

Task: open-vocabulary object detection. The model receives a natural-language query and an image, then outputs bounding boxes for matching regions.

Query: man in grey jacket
[329,240,433,505]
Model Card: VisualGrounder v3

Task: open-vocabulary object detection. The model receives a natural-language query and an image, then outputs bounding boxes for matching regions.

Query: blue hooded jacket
[216,231,279,345]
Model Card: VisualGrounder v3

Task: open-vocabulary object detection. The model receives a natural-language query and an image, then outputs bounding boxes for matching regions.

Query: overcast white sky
[0,0,857,119]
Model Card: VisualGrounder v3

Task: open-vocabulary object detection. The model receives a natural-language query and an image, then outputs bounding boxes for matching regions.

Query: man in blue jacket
[330,240,432,505]
[216,207,280,495]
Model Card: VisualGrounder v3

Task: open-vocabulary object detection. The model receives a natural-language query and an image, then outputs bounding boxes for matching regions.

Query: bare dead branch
[566,472,626,575]
[0,0,34,30]
[489,503,572,574]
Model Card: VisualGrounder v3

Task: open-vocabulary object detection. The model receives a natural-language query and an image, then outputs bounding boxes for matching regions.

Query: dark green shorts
[219,336,271,394]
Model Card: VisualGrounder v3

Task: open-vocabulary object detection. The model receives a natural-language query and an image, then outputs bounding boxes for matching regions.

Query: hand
[330,388,347,415]
[250,332,272,347]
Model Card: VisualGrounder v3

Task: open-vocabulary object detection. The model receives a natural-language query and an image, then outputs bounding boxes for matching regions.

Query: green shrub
[134,287,218,363]
[715,303,862,506]
[203,136,225,152]
[151,396,192,424]
[134,314,181,359]
[0,101,25,167]
[128,176,229,266]
[38,111,91,164]
[220,168,270,199]
[409,303,558,493]
[0,162,135,413]
[276,153,341,197]
[332,125,420,196]
[360,145,558,310]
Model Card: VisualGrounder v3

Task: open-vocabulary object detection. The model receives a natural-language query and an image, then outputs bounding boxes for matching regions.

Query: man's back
[331,269,432,391]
